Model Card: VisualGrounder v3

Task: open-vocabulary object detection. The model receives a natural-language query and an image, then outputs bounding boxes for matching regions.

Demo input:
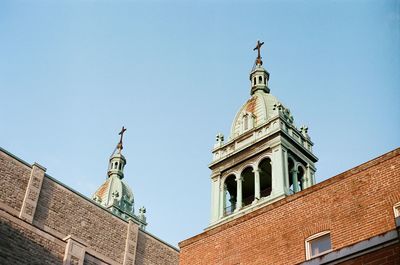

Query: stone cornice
[210,115,316,168]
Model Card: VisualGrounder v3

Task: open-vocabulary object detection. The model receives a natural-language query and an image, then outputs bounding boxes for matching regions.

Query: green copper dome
[93,174,134,216]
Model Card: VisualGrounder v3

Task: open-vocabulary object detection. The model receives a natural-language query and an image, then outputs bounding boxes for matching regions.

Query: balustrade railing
[224,205,235,216]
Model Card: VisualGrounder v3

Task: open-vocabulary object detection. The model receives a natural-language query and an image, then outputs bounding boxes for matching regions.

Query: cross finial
[253,40,264,65]
[117,126,127,150]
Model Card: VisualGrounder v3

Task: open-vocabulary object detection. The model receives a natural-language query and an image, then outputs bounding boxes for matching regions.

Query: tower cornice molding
[211,115,316,167]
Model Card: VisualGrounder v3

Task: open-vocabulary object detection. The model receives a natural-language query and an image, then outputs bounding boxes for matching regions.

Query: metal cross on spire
[117,126,127,150]
[253,40,265,65]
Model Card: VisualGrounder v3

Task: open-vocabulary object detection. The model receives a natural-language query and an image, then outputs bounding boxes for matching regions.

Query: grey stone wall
[0,149,179,265]
[0,151,31,212]
[84,253,110,265]
[34,177,128,264]
[135,231,179,265]
[0,212,65,265]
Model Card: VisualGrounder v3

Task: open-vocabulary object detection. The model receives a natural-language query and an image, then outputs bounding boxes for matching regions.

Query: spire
[108,127,127,179]
[250,40,270,95]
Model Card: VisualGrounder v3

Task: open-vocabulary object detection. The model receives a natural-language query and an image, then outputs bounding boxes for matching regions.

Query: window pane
[311,234,331,257]
[395,205,400,217]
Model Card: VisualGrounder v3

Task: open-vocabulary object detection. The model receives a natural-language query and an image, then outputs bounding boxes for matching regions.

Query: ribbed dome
[230,90,279,139]
[92,175,134,214]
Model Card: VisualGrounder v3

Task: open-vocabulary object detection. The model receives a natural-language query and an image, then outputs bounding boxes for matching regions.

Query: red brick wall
[338,242,400,265]
[0,151,31,212]
[179,149,400,265]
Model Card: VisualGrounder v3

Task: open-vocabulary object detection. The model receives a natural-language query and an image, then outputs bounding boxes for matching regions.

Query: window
[394,202,400,218]
[306,231,332,260]
[243,114,249,130]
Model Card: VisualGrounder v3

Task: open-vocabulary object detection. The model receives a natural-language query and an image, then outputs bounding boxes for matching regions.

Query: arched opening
[259,158,272,198]
[241,167,255,207]
[224,175,237,216]
[259,76,262,84]
[297,166,305,191]
[119,163,122,170]
[288,157,295,192]
[264,76,266,84]
[253,77,256,86]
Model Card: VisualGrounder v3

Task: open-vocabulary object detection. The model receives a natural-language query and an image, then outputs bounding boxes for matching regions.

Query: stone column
[271,145,287,197]
[253,168,260,204]
[235,175,243,212]
[210,175,221,223]
[19,163,46,224]
[123,220,139,265]
[282,148,289,192]
[304,164,311,189]
[219,183,226,218]
[311,169,316,186]
[309,165,316,186]
[291,169,300,193]
[63,236,86,265]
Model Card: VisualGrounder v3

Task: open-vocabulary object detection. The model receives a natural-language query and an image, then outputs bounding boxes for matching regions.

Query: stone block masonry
[0,150,31,213]
[0,147,179,265]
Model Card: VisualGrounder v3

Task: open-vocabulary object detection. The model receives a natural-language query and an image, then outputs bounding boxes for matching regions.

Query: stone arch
[297,164,306,191]
[238,163,255,174]
[223,174,237,216]
[258,157,272,198]
[241,166,255,207]
[255,154,272,169]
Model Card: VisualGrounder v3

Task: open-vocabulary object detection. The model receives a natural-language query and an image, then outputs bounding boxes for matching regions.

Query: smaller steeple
[250,40,270,95]
[92,127,147,229]
[108,126,127,179]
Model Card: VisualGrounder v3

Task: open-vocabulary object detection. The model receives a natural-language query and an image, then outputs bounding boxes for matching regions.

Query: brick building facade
[0,146,179,265]
[179,148,400,264]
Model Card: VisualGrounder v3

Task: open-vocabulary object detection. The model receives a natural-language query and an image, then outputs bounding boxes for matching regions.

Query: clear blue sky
[1,0,399,247]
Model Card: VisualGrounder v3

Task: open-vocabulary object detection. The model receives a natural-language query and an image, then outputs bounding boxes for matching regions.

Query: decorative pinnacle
[253,40,264,65]
[117,126,127,150]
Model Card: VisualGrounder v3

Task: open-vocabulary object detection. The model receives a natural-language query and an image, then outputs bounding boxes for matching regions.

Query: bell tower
[208,42,318,227]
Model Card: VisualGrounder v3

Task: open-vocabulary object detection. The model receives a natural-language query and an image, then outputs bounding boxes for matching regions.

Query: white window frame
[394,202,400,218]
[305,231,332,260]
[243,114,249,131]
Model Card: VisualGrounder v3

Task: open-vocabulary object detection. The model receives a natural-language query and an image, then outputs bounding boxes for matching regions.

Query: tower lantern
[250,40,270,95]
